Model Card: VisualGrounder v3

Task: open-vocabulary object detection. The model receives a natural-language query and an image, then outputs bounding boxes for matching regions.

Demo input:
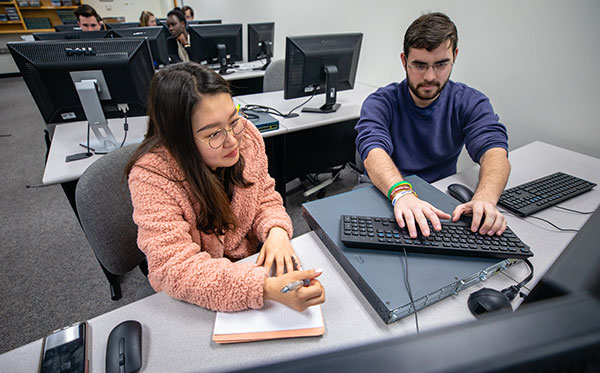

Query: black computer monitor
[189,19,222,25]
[284,33,362,113]
[8,38,154,156]
[111,26,169,67]
[524,206,600,302]
[188,23,243,75]
[247,22,274,70]
[33,30,112,41]
[237,207,600,372]
[55,24,82,32]
[105,22,140,30]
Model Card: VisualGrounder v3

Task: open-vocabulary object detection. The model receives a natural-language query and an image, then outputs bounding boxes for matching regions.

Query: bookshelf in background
[0,0,82,34]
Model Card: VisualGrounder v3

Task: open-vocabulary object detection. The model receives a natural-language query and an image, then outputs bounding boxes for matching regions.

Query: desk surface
[6,141,598,372]
[42,84,376,186]
[42,97,247,186]
[236,82,377,134]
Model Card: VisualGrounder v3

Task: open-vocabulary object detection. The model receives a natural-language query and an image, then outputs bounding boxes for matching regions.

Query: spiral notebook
[212,253,325,343]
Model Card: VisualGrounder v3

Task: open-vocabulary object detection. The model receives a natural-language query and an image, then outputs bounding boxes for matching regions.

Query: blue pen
[280,279,310,293]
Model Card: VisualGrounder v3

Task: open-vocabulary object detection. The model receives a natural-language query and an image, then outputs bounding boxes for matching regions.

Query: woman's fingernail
[314,268,323,274]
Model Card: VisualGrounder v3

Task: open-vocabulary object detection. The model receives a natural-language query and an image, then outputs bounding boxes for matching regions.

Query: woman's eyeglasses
[195,111,248,149]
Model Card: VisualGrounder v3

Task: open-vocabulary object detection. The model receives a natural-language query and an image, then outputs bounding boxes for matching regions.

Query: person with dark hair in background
[125,62,325,312]
[355,12,510,239]
[165,8,190,63]
[74,4,103,31]
[139,10,157,27]
[182,5,195,21]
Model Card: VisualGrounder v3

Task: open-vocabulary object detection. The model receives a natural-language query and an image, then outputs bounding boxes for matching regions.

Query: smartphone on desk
[39,321,88,373]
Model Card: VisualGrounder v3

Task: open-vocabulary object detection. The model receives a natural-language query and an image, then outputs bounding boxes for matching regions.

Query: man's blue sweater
[355,80,508,183]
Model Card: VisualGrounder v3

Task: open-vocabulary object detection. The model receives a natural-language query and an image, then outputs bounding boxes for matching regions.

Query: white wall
[183,0,600,162]
[85,0,173,23]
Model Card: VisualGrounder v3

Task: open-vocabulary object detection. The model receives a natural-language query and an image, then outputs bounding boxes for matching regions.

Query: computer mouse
[106,320,142,373]
[447,183,474,203]
[467,288,512,317]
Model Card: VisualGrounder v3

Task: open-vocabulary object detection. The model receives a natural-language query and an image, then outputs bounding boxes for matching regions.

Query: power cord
[243,89,317,119]
[402,248,419,334]
[499,208,579,232]
[554,205,595,214]
[118,104,129,148]
[502,258,534,301]
[119,110,129,148]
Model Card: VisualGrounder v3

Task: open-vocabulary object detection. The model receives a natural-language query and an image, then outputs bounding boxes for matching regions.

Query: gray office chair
[262,58,285,93]
[262,59,350,198]
[75,144,152,301]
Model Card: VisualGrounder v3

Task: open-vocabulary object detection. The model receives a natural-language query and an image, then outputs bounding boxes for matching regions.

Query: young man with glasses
[355,12,510,240]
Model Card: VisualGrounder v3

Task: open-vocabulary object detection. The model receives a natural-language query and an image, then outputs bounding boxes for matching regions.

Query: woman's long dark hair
[125,62,252,236]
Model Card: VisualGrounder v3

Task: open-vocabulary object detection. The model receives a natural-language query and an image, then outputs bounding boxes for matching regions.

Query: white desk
[4,141,598,372]
[236,82,377,133]
[42,97,247,186]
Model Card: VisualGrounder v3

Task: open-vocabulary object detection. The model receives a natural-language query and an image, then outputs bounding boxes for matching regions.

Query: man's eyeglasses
[407,61,453,74]
[195,111,248,149]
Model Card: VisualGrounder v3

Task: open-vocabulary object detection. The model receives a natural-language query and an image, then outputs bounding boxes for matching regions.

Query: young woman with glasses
[125,62,325,312]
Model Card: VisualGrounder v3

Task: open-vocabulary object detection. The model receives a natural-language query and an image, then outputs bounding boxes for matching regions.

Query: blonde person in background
[139,10,157,27]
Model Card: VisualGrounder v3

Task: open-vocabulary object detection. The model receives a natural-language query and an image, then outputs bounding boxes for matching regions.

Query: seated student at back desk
[182,5,195,22]
[356,12,510,239]
[139,10,157,27]
[166,8,190,63]
[74,4,104,31]
[126,62,325,312]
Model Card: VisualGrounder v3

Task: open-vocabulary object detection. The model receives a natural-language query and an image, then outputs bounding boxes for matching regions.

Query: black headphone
[468,259,534,317]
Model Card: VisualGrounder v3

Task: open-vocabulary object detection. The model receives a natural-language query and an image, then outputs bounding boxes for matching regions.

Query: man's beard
[407,75,449,102]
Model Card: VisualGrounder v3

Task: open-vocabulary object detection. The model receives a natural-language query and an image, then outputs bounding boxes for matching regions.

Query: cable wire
[498,208,579,232]
[554,205,595,214]
[526,215,579,232]
[243,89,317,118]
[402,248,419,334]
[119,110,129,148]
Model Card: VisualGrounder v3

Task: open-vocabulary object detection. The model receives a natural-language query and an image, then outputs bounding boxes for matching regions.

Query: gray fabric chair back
[75,144,144,276]
[263,59,285,92]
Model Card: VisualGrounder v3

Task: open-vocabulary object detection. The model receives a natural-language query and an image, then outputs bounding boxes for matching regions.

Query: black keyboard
[340,215,532,260]
[498,172,596,216]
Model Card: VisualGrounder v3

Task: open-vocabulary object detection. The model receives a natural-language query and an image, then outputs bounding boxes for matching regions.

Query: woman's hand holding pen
[257,226,299,276]
[263,269,325,312]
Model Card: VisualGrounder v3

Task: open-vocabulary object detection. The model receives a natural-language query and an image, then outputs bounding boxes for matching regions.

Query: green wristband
[387,181,412,200]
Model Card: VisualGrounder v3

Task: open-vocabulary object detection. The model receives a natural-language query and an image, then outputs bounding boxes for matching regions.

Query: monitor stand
[73,78,119,154]
[253,41,273,71]
[302,65,340,113]
[217,43,232,75]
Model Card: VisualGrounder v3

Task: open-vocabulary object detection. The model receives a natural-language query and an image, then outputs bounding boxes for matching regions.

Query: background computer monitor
[247,22,274,70]
[105,22,140,30]
[284,33,362,113]
[111,26,169,67]
[8,38,155,154]
[55,24,82,32]
[33,30,112,41]
[189,19,222,25]
[188,23,243,75]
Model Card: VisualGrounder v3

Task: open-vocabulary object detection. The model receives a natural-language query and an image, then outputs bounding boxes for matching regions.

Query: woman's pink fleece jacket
[128,124,293,312]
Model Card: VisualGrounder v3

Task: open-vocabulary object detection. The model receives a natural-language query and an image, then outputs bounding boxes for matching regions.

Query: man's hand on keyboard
[393,193,451,238]
[451,199,507,236]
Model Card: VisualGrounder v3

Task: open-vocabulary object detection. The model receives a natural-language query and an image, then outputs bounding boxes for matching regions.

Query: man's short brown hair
[403,12,458,57]
[74,4,102,23]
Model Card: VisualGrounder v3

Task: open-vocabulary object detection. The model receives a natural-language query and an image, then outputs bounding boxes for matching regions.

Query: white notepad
[212,253,325,343]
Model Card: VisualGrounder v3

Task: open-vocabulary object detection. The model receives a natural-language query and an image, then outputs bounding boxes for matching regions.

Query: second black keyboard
[340,215,533,260]
[498,172,596,216]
